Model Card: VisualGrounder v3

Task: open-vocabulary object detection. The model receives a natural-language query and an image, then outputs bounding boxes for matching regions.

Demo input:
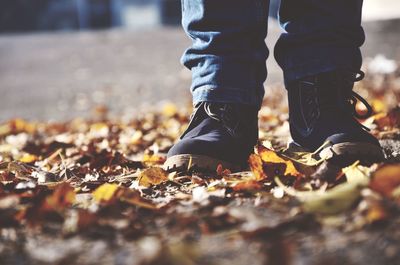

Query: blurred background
[0,0,399,121]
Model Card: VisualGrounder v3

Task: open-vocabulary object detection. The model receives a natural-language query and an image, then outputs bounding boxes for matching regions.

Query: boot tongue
[204,102,258,139]
[204,103,241,138]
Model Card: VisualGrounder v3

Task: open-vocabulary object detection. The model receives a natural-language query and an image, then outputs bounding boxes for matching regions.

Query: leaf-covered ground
[1,58,400,265]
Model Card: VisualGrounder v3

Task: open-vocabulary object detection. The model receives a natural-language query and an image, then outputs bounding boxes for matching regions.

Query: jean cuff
[192,85,263,109]
[277,46,362,83]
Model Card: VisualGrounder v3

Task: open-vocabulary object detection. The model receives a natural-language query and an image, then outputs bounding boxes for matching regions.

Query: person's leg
[181,0,269,108]
[164,0,270,172]
[275,0,384,166]
[275,0,365,82]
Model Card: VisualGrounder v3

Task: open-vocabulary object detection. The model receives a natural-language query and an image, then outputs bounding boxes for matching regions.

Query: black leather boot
[286,69,384,167]
[164,102,258,172]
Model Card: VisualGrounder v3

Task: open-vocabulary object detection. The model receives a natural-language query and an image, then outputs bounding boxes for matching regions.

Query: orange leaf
[232,179,263,192]
[216,164,231,176]
[257,145,303,178]
[366,202,388,224]
[44,182,76,211]
[248,154,267,181]
[370,163,400,198]
[138,167,168,187]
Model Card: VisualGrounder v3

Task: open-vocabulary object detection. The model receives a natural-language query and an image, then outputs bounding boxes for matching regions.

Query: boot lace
[179,102,242,139]
[305,70,373,130]
[344,71,373,120]
[204,103,241,137]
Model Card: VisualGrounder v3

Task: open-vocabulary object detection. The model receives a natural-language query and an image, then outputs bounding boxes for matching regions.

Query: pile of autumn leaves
[0,62,400,231]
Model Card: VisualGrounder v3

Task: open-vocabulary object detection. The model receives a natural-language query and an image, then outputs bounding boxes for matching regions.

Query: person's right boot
[164,102,259,172]
[286,69,384,168]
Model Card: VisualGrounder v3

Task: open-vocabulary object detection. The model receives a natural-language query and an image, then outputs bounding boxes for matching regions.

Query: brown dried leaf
[370,163,400,198]
[138,167,168,187]
[118,188,158,209]
[44,182,76,211]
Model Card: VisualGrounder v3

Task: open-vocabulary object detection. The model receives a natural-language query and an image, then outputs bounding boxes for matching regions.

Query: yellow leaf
[143,154,166,165]
[138,167,168,187]
[19,153,38,163]
[258,145,303,178]
[89,122,109,138]
[163,102,178,117]
[92,183,119,203]
[11,118,36,134]
[282,147,323,167]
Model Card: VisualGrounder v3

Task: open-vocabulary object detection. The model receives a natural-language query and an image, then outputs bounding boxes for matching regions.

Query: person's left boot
[286,69,384,168]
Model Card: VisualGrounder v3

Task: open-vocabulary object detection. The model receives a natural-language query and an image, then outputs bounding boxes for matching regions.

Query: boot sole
[319,142,385,164]
[163,154,242,173]
[312,142,385,181]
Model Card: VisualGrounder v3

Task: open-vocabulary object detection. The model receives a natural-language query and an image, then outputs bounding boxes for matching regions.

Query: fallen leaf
[232,179,263,192]
[370,163,400,198]
[118,187,158,209]
[275,177,364,215]
[248,154,266,181]
[44,182,76,211]
[92,183,119,204]
[138,167,168,187]
[366,202,388,224]
[163,102,178,117]
[142,154,166,165]
[19,153,38,163]
[258,145,304,178]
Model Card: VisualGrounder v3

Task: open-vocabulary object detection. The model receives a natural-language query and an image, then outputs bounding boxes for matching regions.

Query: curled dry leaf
[248,154,266,181]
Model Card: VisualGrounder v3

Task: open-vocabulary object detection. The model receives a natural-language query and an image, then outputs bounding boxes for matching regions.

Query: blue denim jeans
[181,0,365,109]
